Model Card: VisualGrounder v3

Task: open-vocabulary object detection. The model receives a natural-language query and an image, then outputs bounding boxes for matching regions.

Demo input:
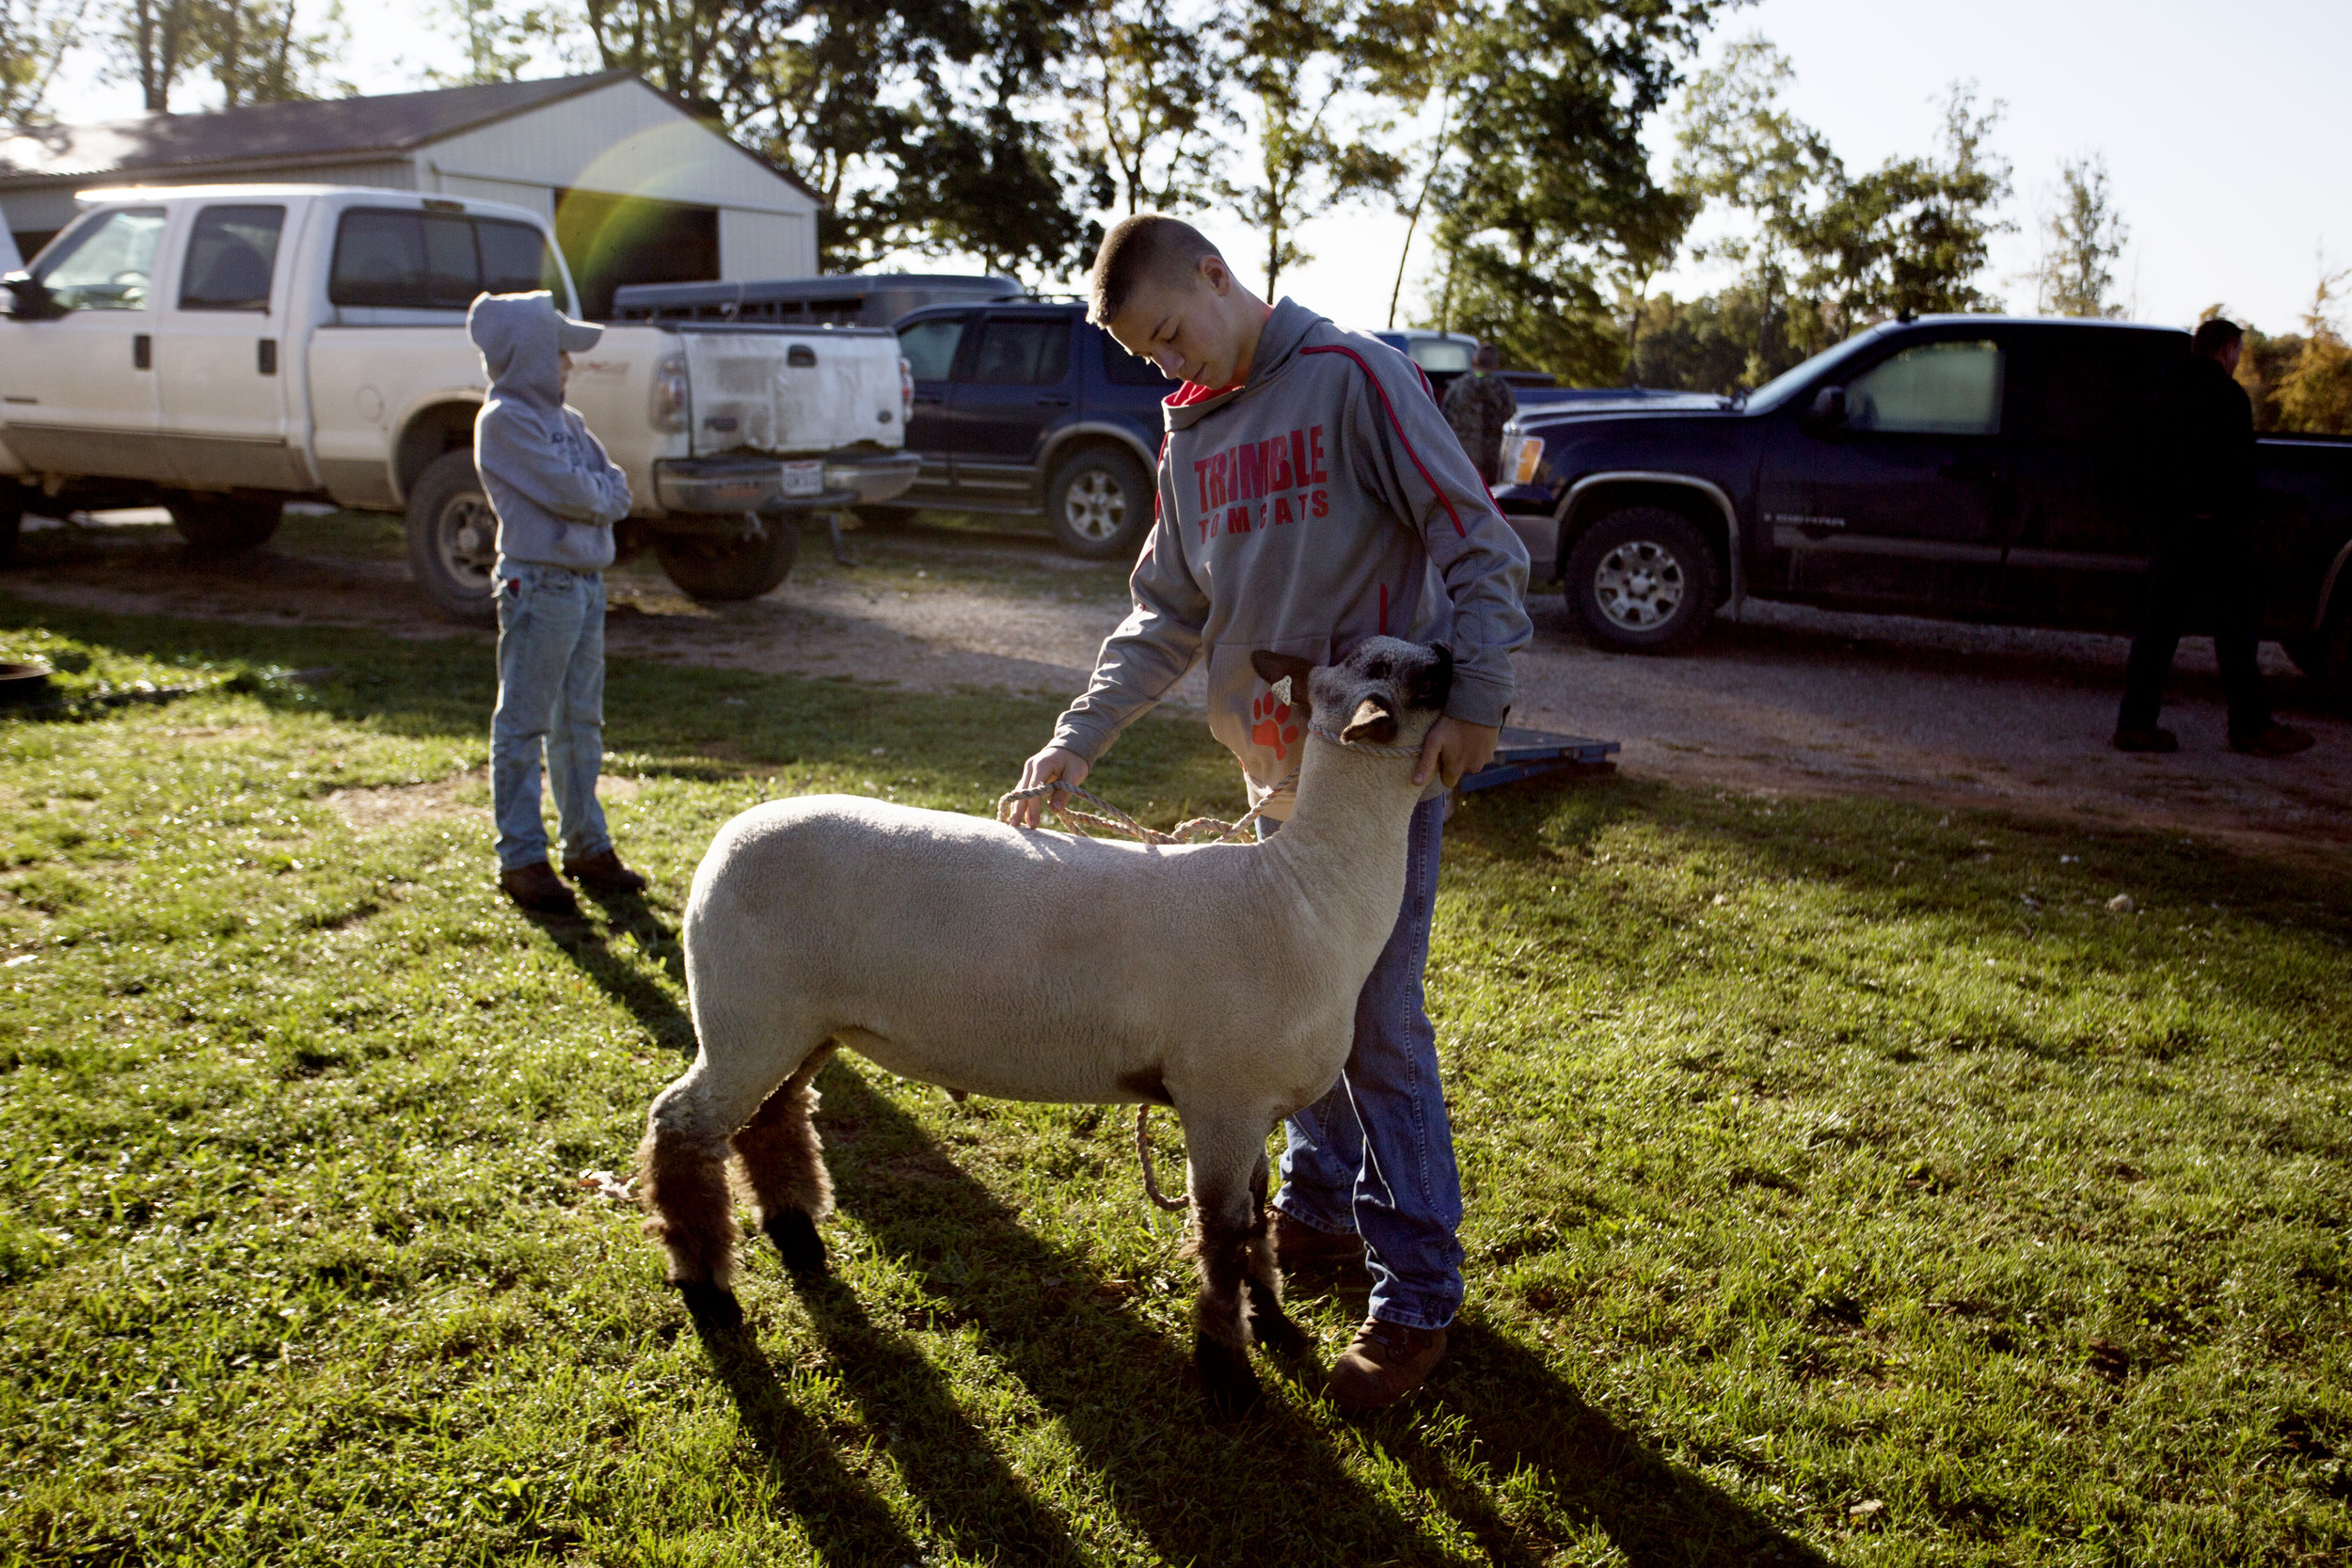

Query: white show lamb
[637,636,1456,1414]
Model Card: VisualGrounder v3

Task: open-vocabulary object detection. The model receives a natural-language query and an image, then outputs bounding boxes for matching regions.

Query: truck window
[1845,339,2004,436]
[179,205,284,311]
[1408,338,1474,374]
[34,207,167,311]
[329,207,564,311]
[2015,334,2178,444]
[1101,330,1170,386]
[898,316,967,381]
[968,318,1071,385]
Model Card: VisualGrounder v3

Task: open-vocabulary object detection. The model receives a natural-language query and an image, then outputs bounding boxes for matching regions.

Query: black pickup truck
[1496,316,2352,695]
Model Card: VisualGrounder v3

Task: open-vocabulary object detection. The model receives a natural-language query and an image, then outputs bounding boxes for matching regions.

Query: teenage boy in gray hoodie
[1005,215,1532,1409]
[469,291,646,916]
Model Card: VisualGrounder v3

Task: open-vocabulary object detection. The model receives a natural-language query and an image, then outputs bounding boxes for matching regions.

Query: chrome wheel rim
[1593,539,1685,630]
[1065,469,1125,541]
[437,491,498,593]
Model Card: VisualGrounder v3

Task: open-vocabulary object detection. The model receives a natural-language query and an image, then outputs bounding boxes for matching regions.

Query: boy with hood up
[469,290,646,916]
[1002,216,1532,1410]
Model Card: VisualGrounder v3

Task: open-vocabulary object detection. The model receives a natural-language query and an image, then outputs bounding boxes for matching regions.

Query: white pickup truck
[0,183,918,618]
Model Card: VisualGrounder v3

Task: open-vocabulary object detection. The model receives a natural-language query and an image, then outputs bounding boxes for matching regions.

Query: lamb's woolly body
[640,636,1450,1415]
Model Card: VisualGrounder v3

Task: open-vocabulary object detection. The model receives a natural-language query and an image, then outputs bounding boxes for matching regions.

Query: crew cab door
[0,205,173,481]
[893,309,969,503]
[1788,334,2013,607]
[2000,326,2185,632]
[154,202,307,489]
[947,310,1073,504]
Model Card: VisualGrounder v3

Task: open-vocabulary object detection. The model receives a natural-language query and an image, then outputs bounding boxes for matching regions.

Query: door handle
[914,395,944,406]
[1035,394,1072,407]
[258,338,278,375]
[133,334,151,370]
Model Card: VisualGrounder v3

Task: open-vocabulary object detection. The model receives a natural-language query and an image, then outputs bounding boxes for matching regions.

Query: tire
[1046,448,1152,560]
[404,450,501,625]
[2283,609,2352,705]
[1564,505,1718,654]
[655,516,801,602]
[170,495,283,555]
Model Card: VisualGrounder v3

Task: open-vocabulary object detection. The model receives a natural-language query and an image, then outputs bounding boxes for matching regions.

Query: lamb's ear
[1341,695,1398,746]
[1250,650,1316,716]
[1409,643,1455,712]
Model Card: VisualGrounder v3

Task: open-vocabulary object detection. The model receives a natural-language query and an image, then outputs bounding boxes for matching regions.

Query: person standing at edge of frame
[469,290,652,916]
[2114,316,2314,758]
[1441,341,1518,486]
[1001,215,1533,1411]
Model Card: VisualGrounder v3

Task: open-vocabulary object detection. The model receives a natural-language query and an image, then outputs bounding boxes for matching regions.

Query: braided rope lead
[1135,1106,1190,1212]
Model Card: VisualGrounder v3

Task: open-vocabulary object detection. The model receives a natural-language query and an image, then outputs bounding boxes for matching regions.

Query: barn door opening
[551,189,720,320]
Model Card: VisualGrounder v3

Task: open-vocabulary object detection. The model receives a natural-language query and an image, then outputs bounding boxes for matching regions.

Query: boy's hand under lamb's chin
[1414,717,1501,790]
[1003,746,1091,828]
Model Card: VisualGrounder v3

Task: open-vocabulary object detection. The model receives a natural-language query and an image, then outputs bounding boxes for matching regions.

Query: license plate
[780,460,824,498]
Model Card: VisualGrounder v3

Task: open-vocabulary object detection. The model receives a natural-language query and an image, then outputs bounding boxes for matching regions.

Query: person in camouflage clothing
[1440,342,1517,485]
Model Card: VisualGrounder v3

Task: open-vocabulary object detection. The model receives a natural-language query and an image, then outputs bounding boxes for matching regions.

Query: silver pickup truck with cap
[0,182,917,618]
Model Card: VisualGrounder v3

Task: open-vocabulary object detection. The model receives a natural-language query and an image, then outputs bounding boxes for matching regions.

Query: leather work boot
[2229,723,2315,758]
[564,847,649,894]
[500,861,580,916]
[1328,1317,1447,1413]
[1275,1212,1367,1276]
[2111,725,2179,753]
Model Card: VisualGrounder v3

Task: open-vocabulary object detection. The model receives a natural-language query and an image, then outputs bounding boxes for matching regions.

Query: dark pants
[2118,515,2272,741]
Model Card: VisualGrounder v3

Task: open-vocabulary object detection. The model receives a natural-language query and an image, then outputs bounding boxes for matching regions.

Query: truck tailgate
[679,328,902,458]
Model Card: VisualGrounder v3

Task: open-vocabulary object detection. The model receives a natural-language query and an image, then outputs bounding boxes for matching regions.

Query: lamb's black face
[1249,638,1454,748]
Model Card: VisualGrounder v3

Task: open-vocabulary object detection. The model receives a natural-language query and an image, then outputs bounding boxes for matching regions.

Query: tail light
[898,355,914,427]
[650,351,690,434]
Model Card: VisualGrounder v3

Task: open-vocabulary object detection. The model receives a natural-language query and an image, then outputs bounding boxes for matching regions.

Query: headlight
[649,351,691,434]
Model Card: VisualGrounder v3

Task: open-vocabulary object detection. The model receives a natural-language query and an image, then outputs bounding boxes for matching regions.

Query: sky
[44,0,2352,343]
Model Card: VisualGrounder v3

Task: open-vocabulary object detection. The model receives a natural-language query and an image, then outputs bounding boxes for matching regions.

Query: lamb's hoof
[765,1209,828,1278]
[1196,1338,1263,1419]
[1248,1294,1313,1359]
[676,1280,742,1332]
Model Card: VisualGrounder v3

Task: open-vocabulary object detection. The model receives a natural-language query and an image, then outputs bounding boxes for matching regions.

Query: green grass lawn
[1,594,2346,1567]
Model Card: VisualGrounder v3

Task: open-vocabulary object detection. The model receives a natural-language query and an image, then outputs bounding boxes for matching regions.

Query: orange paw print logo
[1251,689,1303,760]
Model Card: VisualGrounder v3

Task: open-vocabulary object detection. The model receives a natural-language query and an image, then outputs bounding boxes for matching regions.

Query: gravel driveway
[8,509,2345,860]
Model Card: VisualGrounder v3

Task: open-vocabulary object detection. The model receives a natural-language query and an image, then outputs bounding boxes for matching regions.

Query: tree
[424,0,578,85]
[1806,82,2011,323]
[2029,152,2128,318]
[2277,266,2352,436]
[1413,0,1724,384]
[1219,0,1400,298]
[1070,0,1227,216]
[105,0,344,112]
[2,0,84,124]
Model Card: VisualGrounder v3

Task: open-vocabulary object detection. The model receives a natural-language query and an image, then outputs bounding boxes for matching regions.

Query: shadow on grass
[780,1063,1821,1567]
[533,895,697,1055]
[682,1303,934,1567]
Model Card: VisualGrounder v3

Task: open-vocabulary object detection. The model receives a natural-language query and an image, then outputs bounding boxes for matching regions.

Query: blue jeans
[1263,795,1463,1331]
[491,559,612,872]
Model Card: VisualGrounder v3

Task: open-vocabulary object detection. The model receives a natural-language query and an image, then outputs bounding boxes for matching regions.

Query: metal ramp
[1457,726,1619,794]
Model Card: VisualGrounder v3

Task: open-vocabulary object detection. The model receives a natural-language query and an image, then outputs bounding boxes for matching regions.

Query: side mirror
[3,271,62,321]
[1805,386,1847,426]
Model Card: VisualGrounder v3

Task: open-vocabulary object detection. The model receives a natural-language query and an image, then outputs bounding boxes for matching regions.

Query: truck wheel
[2283,610,2352,705]
[405,450,500,625]
[1047,449,1151,560]
[170,495,282,555]
[656,518,801,602]
[1565,505,1717,655]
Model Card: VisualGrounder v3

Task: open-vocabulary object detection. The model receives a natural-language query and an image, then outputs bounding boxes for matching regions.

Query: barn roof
[0,71,815,199]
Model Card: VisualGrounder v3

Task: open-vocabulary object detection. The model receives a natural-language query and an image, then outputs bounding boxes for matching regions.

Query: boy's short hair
[2192,317,2243,356]
[1090,214,1221,325]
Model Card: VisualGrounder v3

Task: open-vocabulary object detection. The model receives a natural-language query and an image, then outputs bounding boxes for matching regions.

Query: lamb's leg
[732,1042,837,1279]
[1240,1148,1311,1357]
[1182,1110,1276,1418]
[638,1069,750,1328]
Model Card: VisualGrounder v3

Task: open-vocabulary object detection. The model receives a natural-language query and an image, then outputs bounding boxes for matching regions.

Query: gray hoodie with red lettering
[1049,297,1532,819]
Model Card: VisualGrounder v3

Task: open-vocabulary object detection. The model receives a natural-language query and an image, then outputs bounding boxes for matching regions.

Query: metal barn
[0,71,819,317]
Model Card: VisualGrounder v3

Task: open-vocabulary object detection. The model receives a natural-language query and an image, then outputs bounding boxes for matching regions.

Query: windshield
[1742,328,1893,412]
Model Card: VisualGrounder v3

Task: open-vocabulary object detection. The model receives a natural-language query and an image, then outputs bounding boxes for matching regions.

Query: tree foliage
[1069,0,1223,216]
[2030,152,2128,319]
[1,0,83,124]
[103,0,346,112]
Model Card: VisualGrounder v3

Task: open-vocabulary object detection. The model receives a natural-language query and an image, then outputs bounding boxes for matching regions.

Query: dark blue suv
[879,300,1171,558]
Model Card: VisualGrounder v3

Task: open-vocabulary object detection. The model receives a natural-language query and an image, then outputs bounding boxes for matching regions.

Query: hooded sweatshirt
[469,292,633,572]
[1050,297,1532,819]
